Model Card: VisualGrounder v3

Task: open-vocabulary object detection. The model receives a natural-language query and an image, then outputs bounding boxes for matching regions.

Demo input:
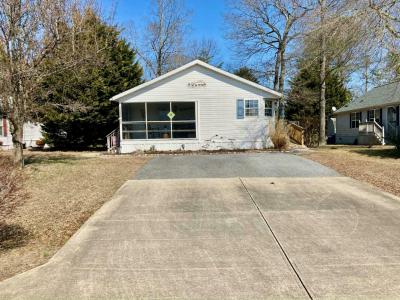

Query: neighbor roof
[110,60,282,101]
[335,81,400,114]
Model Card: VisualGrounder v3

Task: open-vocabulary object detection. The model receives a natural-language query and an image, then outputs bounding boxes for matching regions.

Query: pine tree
[286,62,351,146]
[234,67,259,83]
[40,11,143,148]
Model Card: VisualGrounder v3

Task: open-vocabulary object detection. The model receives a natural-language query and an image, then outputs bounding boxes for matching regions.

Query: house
[334,81,400,145]
[110,60,282,153]
[0,117,43,150]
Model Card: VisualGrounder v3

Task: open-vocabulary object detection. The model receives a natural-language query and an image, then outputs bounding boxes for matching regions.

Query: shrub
[0,155,23,220]
[270,120,289,151]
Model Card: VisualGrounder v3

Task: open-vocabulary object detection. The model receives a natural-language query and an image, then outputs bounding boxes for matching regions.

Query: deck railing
[287,122,305,145]
[106,128,120,153]
[359,121,384,144]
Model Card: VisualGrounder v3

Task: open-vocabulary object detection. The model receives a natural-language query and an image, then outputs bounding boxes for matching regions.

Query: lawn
[0,151,149,281]
[302,145,400,197]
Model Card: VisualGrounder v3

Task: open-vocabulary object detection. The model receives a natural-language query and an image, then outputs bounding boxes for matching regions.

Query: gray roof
[335,81,400,114]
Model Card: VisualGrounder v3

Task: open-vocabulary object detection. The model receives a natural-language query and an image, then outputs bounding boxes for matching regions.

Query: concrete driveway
[1,153,400,299]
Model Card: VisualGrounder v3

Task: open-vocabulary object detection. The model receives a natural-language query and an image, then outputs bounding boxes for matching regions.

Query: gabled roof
[335,81,400,114]
[110,59,282,101]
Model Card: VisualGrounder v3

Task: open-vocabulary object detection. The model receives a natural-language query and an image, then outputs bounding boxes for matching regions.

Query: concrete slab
[0,179,309,299]
[135,153,339,179]
[2,176,400,299]
[243,177,400,299]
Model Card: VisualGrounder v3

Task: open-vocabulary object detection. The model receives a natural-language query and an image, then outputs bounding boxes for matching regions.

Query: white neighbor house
[110,60,282,153]
[0,117,43,150]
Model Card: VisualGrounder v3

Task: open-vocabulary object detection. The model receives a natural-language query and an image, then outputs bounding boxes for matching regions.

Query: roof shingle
[335,81,400,114]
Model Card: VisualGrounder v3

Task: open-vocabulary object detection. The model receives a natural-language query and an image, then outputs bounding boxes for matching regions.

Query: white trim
[110,60,282,102]
[121,100,198,141]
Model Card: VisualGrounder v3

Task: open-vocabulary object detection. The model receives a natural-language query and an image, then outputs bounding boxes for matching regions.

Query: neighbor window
[245,100,259,117]
[367,109,380,124]
[350,112,362,128]
[264,99,273,117]
[121,102,196,140]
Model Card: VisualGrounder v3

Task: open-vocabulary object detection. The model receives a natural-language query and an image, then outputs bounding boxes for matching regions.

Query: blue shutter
[237,99,244,119]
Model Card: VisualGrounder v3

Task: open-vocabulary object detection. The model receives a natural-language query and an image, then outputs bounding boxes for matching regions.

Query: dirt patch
[302,146,400,197]
[0,151,149,281]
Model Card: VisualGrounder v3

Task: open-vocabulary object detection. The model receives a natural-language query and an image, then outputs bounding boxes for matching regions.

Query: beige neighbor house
[0,117,43,150]
[109,60,282,153]
[334,81,400,145]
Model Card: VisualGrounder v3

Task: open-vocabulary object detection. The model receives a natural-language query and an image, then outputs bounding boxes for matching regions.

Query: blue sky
[101,0,234,64]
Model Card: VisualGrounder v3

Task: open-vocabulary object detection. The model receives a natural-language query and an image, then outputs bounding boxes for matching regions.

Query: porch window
[388,107,397,125]
[245,100,259,117]
[367,109,380,124]
[121,102,196,140]
[264,99,273,117]
[350,112,361,128]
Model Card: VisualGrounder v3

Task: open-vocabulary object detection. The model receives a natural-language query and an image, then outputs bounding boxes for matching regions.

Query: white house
[0,117,43,150]
[110,60,282,153]
[334,81,400,145]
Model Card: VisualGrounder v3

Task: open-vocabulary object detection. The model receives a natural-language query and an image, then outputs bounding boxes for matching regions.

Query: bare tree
[188,38,220,65]
[368,0,400,39]
[226,0,312,95]
[0,0,106,167]
[137,0,190,78]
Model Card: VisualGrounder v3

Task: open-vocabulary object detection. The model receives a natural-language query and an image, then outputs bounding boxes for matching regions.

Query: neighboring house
[334,81,400,145]
[0,117,43,149]
[110,60,282,153]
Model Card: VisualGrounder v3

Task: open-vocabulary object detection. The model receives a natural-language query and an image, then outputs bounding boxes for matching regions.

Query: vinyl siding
[0,121,43,149]
[119,65,278,152]
[335,106,399,145]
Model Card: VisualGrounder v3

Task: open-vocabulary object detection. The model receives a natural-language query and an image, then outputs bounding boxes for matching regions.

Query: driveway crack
[239,177,313,300]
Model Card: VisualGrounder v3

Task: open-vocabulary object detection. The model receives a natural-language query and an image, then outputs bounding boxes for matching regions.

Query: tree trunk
[273,48,281,91]
[11,119,24,168]
[278,48,286,120]
[364,58,369,93]
[319,0,327,146]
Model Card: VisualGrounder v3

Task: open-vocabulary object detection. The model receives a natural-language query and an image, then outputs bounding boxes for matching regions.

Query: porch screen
[121,102,196,140]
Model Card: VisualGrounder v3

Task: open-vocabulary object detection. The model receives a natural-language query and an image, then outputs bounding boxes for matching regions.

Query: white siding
[335,110,372,144]
[118,65,278,152]
[0,121,43,150]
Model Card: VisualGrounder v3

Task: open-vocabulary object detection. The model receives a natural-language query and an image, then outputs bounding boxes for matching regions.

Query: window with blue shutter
[237,99,244,119]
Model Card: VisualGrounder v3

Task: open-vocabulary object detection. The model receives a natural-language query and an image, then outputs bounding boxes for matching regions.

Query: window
[122,103,146,139]
[367,109,381,124]
[121,102,196,140]
[350,112,362,128]
[264,99,273,117]
[244,100,259,117]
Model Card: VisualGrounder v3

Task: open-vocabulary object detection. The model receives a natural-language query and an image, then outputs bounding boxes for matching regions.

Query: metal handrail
[106,128,120,153]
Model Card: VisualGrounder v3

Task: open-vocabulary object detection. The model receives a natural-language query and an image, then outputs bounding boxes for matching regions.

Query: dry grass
[303,145,400,197]
[0,151,149,281]
[0,156,24,220]
[270,120,289,151]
